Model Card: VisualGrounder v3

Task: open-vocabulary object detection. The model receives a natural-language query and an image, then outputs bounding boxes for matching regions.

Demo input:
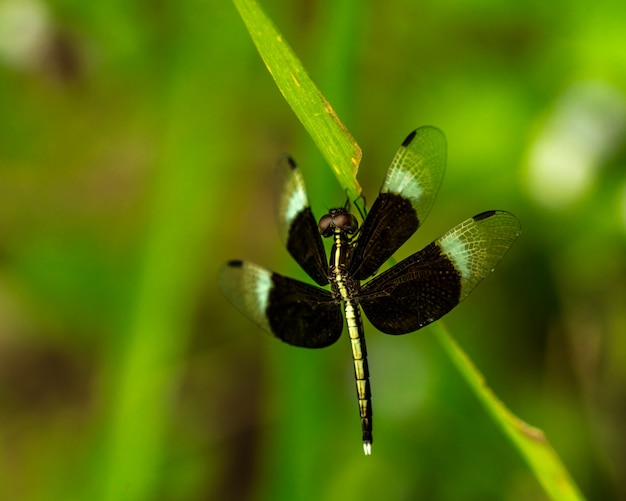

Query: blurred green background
[1,0,625,499]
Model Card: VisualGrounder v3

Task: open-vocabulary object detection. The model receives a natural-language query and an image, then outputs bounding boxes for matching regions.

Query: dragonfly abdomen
[345,298,373,455]
[330,229,374,455]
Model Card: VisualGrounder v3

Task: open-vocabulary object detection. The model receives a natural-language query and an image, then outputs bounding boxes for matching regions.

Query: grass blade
[434,323,586,501]
[232,0,362,200]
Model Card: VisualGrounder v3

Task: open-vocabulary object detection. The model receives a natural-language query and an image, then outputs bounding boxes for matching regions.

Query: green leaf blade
[233,0,362,200]
[434,323,586,501]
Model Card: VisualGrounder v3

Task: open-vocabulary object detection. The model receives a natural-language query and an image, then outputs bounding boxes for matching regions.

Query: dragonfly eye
[333,212,358,234]
[318,210,358,237]
[318,214,334,236]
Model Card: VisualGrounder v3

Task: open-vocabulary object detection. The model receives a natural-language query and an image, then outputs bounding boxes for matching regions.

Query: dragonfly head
[318,208,359,238]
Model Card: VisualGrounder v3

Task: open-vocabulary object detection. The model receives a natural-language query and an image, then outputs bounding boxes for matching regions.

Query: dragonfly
[219,126,520,455]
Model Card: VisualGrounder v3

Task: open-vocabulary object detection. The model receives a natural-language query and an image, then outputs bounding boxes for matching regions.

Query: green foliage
[0,0,624,500]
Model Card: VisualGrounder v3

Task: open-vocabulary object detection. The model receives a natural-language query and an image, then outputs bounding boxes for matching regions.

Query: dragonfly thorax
[318,208,358,238]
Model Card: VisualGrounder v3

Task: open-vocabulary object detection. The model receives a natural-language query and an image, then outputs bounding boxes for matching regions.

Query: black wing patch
[219,260,342,348]
[349,192,418,280]
[349,126,446,280]
[358,242,461,334]
[275,155,329,285]
[358,210,520,334]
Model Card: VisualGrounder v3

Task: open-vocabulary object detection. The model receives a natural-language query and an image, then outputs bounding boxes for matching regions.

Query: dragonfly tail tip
[363,442,372,455]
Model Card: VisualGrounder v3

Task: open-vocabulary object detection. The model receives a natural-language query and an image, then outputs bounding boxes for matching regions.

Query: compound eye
[332,212,357,233]
[318,214,333,236]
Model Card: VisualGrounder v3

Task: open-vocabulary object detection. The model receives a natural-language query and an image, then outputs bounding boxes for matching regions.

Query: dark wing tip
[402,129,417,147]
[285,155,297,169]
[473,210,497,221]
[473,210,521,234]
[471,210,522,242]
[227,259,244,267]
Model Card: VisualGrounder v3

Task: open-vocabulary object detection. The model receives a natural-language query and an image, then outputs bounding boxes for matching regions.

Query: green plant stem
[434,323,586,501]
